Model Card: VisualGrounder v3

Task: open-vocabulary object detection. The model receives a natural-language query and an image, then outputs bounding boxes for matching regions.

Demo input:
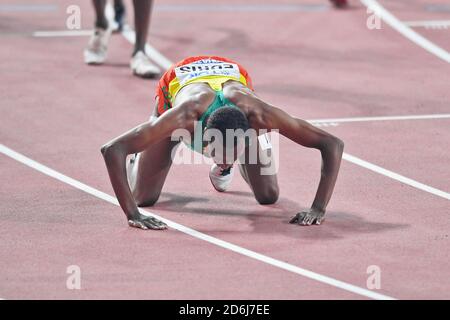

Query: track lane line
[308,113,450,124]
[404,20,450,29]
[360,0,450,63]
[0,143,395,300]
[33,30,93,37]
[343,153,450,200]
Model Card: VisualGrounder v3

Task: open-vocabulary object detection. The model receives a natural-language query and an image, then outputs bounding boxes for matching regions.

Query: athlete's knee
[134,191,162,207]
[135,196,160,207]
[255,185,279,205]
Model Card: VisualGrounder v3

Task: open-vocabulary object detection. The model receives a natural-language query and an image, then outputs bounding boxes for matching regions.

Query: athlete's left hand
[289,208,325,226]
[128,214,168,230]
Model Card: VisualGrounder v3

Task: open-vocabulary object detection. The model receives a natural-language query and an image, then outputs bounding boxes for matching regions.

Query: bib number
[175,59,240,85]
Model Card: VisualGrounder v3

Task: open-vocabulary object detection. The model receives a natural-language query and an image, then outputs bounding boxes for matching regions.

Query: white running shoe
[130,51,161,78]
[209,164,234,192]
[84,27,111,65]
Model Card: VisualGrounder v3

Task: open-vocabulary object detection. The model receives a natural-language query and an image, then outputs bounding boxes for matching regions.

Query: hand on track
[128,214,168,230]
[289,208,325,226]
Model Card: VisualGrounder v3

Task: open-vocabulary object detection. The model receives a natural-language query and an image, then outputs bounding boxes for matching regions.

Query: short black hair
[205,106,250,143]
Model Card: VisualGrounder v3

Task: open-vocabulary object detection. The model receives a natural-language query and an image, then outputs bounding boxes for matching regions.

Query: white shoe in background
[130,51,161,78]
[209,164,234,192]
[84,27,112,65]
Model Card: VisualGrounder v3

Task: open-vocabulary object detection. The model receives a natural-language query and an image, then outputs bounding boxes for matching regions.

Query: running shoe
[209,164,234,192]
[84,27,111,65]
[130,51,161,78]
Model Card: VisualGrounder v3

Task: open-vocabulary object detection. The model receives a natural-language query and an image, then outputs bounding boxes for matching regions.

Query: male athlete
[101,56,344,230]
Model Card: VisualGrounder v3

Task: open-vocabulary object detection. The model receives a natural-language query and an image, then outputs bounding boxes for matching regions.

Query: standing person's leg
[84,0,111,64]
[93,0,108,29]
[129,0,161,78]
[132,0,153,56]
[114,0,126,31]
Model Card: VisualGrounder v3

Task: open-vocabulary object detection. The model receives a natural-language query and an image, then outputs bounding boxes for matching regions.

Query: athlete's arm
[100,101,197,229]
[243,95,344,225]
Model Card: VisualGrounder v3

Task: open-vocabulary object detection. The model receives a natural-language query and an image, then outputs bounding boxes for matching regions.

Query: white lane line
[0,144,395,300]
[33,30,92,37]
[343,153,450,200]
[308,113,450,124]
[0,4,57,12]
[404,20,450,29]
[313,122,339,127]
[360,0,450,63]
[153,4,328,12]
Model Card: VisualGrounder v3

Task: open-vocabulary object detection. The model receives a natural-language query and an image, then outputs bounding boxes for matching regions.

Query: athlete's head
[204,106,250,169]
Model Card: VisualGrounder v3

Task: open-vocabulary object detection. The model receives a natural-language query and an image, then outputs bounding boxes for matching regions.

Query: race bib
[174,59,241,86]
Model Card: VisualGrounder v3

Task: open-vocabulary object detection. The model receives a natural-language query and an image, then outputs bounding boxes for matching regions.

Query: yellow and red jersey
[155,56,253,115]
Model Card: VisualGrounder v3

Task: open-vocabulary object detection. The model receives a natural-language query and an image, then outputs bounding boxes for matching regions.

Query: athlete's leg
[128,137,178,207]
[126,102,177,207]
[239,140,279,205]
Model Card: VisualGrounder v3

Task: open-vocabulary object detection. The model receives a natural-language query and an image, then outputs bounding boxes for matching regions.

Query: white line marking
[153,4,328,12]
[118,23,450,202]
[343,153,450,200]
[308,113,450,124]
[404,20,450,29]
[360,0,450,63]
[0,144,395,300]
[0,4,57,12]
[313,122,339,128]
[33,30,93,37]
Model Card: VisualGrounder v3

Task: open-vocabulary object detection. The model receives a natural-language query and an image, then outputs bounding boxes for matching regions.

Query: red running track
[0,0,449,299]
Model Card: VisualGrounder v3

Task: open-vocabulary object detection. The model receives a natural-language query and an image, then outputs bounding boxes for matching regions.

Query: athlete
[101,56,344,230]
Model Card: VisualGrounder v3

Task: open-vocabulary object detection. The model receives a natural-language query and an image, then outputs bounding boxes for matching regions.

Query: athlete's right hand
[128,213,168,230]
